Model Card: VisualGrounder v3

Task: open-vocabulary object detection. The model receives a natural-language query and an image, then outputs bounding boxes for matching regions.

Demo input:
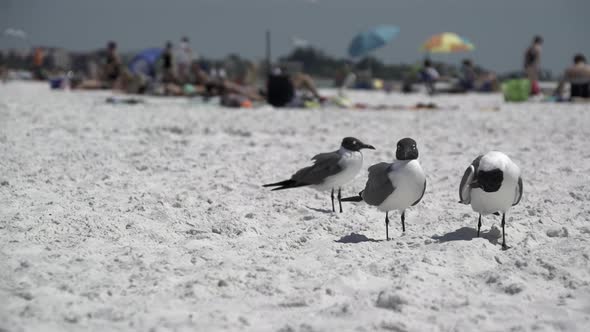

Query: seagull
[459,151,523,249]
[341,138,426,240]
[263,137,375,212]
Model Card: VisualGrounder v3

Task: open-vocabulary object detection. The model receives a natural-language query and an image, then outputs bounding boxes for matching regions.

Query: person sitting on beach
[71,68,149,94]
[554,53,590,100]
[266,67,324,108]
[72,47,126,91]
[420,59,439,95]
[476,71,499,92]
[458,59,477,91]
[102,41,122,88]
[448,59,498,93]
[170,61,262,102]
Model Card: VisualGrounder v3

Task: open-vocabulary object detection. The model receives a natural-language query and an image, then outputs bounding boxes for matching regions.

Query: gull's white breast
[378,160,425,212]
[313,150,363,191]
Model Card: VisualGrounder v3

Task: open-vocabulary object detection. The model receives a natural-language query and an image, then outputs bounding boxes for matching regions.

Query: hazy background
[1,0,588,73]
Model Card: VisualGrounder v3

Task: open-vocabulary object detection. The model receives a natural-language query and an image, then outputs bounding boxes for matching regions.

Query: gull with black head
[342,138,427,240]
[459,151,523,249]
[263,137,375,212]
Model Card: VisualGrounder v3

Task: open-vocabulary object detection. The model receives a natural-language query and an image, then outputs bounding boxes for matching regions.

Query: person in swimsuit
[161,41,176,83]
[554,53,590,100]
[524,35,543,95]
[103,41,122,87]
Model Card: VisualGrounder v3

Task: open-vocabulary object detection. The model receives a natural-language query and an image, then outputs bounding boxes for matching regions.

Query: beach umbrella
[420,32,474,53]
[129,48,163,78]
[348,25,400,58]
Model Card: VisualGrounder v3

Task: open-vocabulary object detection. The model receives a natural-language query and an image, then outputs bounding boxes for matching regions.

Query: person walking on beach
[524,35,543,95]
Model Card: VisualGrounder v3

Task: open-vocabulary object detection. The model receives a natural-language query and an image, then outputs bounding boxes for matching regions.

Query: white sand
[1,82,590,331]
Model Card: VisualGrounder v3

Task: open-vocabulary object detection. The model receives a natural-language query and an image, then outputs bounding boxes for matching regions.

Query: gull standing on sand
[342,138,426,240]
[263,137,375,212]
[459,151,523,249]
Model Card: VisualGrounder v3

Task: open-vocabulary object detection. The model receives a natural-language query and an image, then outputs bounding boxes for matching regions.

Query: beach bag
[49,77,64,89]
[530,80,541,95]
[502,79,530,102]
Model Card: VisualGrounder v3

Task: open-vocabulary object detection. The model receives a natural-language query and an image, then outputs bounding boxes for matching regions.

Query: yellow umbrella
[421,32,474,53]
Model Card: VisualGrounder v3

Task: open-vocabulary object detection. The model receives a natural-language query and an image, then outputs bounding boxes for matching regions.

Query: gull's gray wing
[459,155,482,204]
[361,162,395,206]
[513,176,523,206]
[291,150,342,185]
[412,179,427,206]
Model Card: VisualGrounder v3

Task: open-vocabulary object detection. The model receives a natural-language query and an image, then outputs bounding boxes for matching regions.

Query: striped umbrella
[421,32,474,53]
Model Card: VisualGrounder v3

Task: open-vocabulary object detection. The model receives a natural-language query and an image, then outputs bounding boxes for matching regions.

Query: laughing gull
[342,138,427,240]
[459,151,523,249]
[263,137,375,212]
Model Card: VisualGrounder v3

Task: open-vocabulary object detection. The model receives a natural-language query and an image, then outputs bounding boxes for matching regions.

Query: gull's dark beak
[402,149,418,160]
[361,144,376,150]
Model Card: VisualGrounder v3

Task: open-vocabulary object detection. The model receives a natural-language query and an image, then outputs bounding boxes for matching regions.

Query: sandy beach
[1,82,590,331]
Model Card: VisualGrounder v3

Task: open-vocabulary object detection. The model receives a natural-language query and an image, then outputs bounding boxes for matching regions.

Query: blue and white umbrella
[348,25,400,58]
[129,48,163,78]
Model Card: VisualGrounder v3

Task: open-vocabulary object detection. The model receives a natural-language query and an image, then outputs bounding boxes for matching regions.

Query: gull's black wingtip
[340,195,363,202]
[264,179,308,191]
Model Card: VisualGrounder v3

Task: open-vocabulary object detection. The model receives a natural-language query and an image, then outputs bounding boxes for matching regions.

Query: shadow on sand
[306,206,334,214]
[431,227,501,245]
[335,233,381,244]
